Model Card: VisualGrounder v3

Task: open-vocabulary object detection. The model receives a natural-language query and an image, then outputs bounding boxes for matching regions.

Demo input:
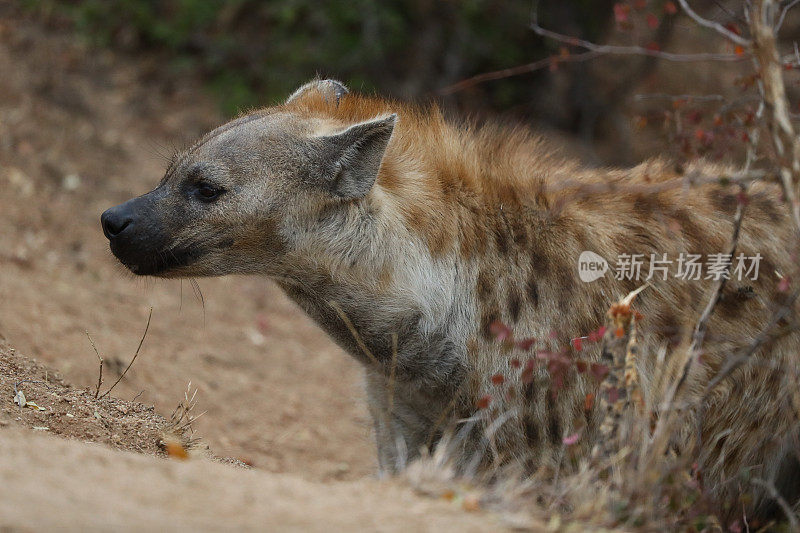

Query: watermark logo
[577,251,762,282]
[578,251,610,282]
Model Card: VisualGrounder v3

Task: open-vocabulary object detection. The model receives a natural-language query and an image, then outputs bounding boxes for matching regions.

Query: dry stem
[99,307,152,400]
[749,0,800,231]
[85,330,103,399]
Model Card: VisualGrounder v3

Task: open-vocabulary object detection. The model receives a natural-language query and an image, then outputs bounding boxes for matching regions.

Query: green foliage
[23,0,611,117]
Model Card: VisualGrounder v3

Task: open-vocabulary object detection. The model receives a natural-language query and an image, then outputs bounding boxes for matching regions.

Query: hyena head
[101,80,396,277]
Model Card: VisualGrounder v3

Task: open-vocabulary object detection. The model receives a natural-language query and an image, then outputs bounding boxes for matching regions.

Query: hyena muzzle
[101,79,800,520]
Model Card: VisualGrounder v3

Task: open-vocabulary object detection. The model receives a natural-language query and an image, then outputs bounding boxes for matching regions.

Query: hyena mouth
[113,245,206,276]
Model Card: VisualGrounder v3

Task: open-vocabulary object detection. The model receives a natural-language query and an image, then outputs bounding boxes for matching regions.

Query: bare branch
[705,288,800,392]
[671,184,748,402]
[678,0,751,45]
[85,330,103,399]
[440,7,749,95]
[439,51,600,95]
[749,0,800,231]
[777,0,800,32]
[751,477,800,529]
[634,93,726,103]
[530,21,748,63]
[99,307,152,400]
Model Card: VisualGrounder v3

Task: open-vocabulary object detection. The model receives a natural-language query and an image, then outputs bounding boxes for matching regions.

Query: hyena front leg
[365,370,448,475]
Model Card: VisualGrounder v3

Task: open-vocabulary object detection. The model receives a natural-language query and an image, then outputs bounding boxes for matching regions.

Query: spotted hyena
[101,79,799,517]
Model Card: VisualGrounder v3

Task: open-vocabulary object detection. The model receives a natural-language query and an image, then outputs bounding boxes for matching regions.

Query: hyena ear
[317,114,397,199]
[286,79,349,106]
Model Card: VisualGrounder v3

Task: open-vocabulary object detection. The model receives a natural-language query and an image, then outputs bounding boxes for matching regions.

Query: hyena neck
[369,133,611,348]
[275,196,469,390]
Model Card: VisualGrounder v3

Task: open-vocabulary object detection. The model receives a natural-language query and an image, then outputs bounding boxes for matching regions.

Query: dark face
[101,186,212,275]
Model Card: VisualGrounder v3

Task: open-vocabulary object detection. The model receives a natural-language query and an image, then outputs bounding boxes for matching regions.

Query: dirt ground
[0,4,376,481]
[0,5,509,531]
[0,344,503,531]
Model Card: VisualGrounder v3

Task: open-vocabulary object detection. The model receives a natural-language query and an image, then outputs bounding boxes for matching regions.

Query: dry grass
[402,290,798,532]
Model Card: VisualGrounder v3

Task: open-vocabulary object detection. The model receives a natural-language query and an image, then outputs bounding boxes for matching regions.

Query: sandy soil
[0,343,505,531]
[0,5,512,530]
[0,427,500,532]
[0,4,374,482]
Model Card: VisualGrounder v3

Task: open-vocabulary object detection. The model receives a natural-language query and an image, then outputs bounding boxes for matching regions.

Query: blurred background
[21,0,797,166]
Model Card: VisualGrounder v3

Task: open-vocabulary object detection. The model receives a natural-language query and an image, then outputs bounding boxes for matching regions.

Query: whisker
[190,278,206,326]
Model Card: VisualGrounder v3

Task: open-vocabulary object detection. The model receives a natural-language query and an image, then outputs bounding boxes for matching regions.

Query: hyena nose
[101,206,133,240]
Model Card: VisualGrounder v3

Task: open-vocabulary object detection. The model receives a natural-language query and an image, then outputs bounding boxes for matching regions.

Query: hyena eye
[195,182,224,203]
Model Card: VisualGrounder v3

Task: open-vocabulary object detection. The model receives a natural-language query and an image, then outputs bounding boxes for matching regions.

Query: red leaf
[734,45,745,56]
[491,374,505,385]
[571,337,584,351]
[521,360,536,384]
[551,372,564,391]
[614,3,630,23]
[575,360,588,373]
[778,276,791,293]
[515,337,536,351]
[584,393,595,410]
[590,363,610,380]
[737,191,749,206]
[489,320,512,342]
[563,431,582,446]
[509,358,522,369]
[663,1,677,15]
[608,387,619,403]
[591,326,607,341]
[686,110,703,124]
[645,41,660,52]
[725,23,742,36]
[476,395,491,409]
[521,369,534,384]
[646,13,659,29]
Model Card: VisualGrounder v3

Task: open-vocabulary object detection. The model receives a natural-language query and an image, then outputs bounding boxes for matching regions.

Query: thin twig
[327,300,381,367]
[751,477,800,529]
[99,307,152,400]
[439,51,601,95]
[678,0,752,45]
[705,288,800,392]
[531,28,746,62]
[85,330,103,399]
[440,7,748,95]
[673,183,748,397]
[776,0,800,32]
[531,14,747,62]
[750,0,800,232]
[634,93,726,103]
